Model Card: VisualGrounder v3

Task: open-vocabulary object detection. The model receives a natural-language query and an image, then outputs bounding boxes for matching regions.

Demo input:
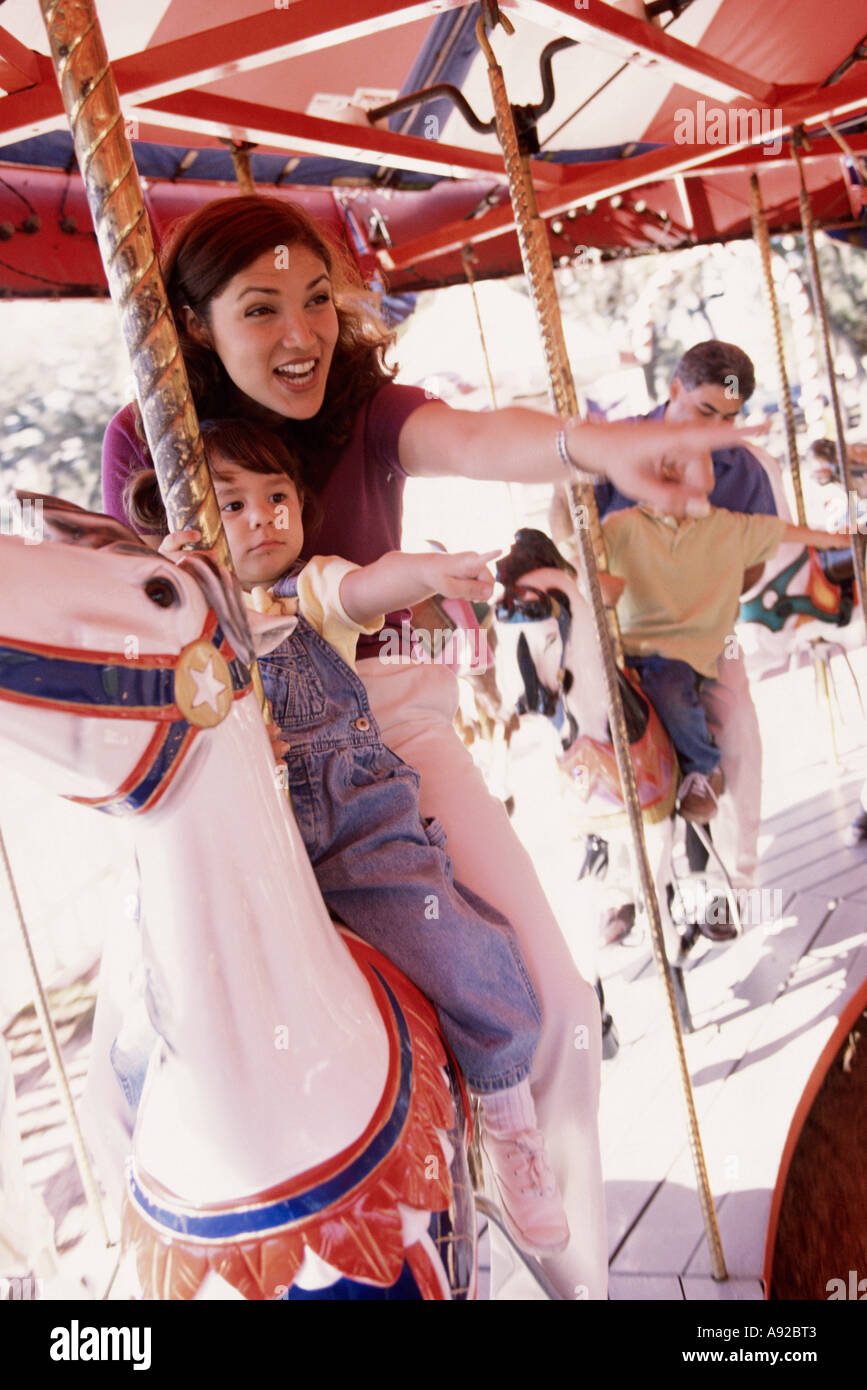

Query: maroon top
[101,383,431,658]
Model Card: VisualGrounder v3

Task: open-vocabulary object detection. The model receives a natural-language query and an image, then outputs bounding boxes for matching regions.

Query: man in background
[551,341,778,932]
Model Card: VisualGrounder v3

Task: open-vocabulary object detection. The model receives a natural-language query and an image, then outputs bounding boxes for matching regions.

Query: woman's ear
[180,304,212,348]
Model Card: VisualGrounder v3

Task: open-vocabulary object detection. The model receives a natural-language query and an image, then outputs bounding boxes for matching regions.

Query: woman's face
[188,245,340,420]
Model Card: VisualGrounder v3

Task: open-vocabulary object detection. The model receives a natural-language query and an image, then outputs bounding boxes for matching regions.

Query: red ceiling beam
[139,89,566,185]
[385,68,867,270]
[677,133,867,176]
[0,0,473,142]
[0,26,52,96]
[506,0,784,104]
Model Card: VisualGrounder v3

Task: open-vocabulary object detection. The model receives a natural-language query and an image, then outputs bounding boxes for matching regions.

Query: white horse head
[0,497,475,1300]
[495,529,677,824]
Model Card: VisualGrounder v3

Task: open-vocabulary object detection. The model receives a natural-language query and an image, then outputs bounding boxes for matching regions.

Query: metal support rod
[462,245,499,409]
[0,825,111,1250]
[749,174,806,526]
[792,127,867,630]
[477,11,727,1280]
[224,139,257,195]
[461,245,521,528]
[39,0,269,714]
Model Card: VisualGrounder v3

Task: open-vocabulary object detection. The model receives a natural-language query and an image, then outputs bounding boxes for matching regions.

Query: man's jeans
[627,655,722,776]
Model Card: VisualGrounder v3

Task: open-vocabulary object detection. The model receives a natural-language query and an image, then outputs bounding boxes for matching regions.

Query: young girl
[131,417,568,1258]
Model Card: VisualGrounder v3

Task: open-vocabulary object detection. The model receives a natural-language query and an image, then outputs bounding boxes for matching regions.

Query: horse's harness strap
[0,611,252,815]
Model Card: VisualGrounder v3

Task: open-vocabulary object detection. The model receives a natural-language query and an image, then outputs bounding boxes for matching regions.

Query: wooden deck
[505,640,867,1300]
[3,645,867,1301]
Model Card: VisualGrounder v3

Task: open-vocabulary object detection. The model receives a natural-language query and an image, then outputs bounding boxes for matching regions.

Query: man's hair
[807,438,836,464]
[673,341,756,404]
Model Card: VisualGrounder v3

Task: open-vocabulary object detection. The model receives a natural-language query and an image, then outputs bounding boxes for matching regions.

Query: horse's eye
[144,577,179,608]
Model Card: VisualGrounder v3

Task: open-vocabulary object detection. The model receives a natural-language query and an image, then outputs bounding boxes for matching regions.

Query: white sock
[477,1079,537,1137]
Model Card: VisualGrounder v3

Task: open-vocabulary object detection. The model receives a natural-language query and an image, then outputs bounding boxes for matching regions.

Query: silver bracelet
[555,422,604,486]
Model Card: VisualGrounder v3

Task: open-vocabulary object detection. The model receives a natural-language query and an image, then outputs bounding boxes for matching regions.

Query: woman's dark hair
[673,340,756,404]
[125,418,317,538]
[136,195,396,494]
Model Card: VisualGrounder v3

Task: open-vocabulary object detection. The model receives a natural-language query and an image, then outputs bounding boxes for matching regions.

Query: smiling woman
[180,249,340,423]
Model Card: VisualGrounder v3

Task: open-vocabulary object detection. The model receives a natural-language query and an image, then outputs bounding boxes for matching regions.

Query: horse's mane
[496,529,576,590]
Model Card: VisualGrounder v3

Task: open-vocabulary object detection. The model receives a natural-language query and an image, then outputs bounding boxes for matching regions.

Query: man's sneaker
[600,902,636,946]
[844,808,867,848]
[677,767,724,824]
[481,1128,570,1258]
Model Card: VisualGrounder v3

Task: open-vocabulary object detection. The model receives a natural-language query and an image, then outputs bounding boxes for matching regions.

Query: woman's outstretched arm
[397,401,763,519]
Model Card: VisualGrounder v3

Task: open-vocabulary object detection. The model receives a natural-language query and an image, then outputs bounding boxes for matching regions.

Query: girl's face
[210,457,305,589]
[187,245,340,421]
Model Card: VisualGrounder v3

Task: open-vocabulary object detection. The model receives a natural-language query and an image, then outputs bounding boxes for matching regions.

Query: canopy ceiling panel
[0,0,865,296]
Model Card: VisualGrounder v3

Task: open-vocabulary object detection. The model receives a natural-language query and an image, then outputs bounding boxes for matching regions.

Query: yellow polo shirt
[602,506,787,678]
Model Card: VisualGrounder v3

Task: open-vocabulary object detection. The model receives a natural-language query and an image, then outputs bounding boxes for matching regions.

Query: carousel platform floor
[496,638,867,1301]
[3,641,867,1301]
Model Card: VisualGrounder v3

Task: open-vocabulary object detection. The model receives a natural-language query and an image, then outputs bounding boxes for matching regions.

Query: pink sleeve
[101,402,148,523]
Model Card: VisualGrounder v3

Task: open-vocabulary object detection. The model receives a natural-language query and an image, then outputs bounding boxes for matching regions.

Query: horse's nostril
[144,577,179,608]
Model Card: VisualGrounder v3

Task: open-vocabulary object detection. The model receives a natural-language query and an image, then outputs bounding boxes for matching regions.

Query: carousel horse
[0,497,477,1301]
[495,529,704,1033]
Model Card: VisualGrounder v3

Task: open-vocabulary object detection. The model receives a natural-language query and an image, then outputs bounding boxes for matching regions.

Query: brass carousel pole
[38,0,269,715]
[792,127,867,627]
[477,7,727,1279]
[749,174,807,526]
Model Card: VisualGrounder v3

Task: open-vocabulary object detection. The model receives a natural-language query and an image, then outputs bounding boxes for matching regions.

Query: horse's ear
[15,491,147,550]
[176,553,295,663]
[548,587,571,617]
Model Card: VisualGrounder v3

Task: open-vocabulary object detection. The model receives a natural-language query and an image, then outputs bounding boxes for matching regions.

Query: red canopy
[0,0,865,295]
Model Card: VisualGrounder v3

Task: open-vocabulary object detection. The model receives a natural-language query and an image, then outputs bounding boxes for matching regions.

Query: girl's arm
[397,402,761,519]
[782,522,850,549]
[339,549,499,629]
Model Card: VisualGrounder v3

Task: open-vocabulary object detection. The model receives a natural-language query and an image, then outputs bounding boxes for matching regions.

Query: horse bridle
[0,609,252,815]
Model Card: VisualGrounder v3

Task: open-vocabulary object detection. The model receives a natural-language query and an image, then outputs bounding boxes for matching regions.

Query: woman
[103,195,751,1298]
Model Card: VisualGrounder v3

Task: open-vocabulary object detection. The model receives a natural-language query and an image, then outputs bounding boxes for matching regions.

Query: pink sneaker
[482,1128,570,1257]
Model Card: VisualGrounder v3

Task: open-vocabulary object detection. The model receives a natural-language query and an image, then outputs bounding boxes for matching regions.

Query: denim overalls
[258,569,542,1094]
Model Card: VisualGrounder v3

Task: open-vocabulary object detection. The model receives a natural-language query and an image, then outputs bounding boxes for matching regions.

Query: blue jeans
[252,573,542,1093]
[627,655,721,776]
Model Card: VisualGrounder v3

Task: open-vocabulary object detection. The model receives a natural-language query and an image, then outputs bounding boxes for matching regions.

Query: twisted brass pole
[749,175,806,526]
[792,128,867,628]
[39,0,268,713]
[477,12,727,1280]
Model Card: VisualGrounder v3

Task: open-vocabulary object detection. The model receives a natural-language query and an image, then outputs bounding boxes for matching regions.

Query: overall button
[353,716,371,732]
